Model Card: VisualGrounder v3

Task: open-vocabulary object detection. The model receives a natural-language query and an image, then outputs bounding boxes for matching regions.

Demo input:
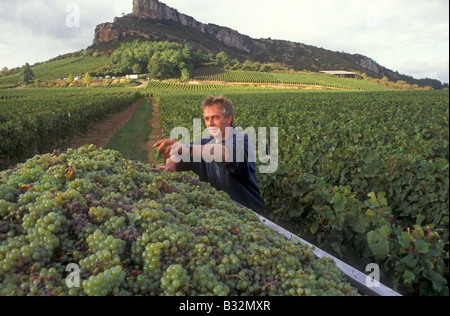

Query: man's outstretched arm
[153,139,230,172]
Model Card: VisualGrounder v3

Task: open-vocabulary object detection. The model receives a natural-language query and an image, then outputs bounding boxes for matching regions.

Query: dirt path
[60,99,144,150]
[134,80,148,88]
[188,80,347,90]
[143,98,164,167]
[60,97,165,167]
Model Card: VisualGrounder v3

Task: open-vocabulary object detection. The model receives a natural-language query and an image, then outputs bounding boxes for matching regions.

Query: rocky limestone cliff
[94,23,120,44]
[94,0,253,53]
[344,54,402,80]
[132,0,205,31]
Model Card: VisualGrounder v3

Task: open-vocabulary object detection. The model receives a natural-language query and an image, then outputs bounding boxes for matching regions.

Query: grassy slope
[0,57,110,85]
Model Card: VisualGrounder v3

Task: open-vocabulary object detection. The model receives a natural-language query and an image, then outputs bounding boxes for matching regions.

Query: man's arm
[154,139,230,172]
[173,143,230,163]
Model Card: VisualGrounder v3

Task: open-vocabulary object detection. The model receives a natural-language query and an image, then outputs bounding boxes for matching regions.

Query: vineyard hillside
[0,56,110,87]
[192,68,395,91]
[2,53,403,91]
[91,0,446,89]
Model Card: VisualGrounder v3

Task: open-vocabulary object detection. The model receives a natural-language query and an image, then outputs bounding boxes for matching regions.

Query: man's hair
[202,95,234,126]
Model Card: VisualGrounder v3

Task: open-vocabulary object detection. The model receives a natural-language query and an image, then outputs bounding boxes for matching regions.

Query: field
[0,57,110,86]
[151,87,449,295]
[0,87,142,169]
[0,82,448,296]
[192,68,395,91]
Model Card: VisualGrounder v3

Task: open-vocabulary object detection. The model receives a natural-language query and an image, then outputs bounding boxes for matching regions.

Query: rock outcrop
[131,0,203,31]
[344,54,402,80]
[94,23,120,44]
[94,0,253,53]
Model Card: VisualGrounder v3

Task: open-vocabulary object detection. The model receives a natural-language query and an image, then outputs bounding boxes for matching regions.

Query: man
[153,95,265,214]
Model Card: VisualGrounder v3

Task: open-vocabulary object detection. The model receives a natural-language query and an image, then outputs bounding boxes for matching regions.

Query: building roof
[320,71,356,75]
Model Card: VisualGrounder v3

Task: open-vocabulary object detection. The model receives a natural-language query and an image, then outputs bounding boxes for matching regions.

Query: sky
[0,0,448,83]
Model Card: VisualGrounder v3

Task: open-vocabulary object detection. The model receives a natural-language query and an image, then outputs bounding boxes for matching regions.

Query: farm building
[320,71,357,79]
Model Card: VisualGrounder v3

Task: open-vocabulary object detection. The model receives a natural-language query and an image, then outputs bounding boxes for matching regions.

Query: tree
[1,67,9,77]
[34,78,41,88]
[361,73,369,81]
[67,74,74,83]
[110,40,212,80]
[252,61,262,71]
[84,72,92,87]
[147,52,169,79]
[20,63,34,83]
[242,60,253,71]
[260,64,271,72]
[132,63,144,74]
[380,76,390,86]
[180,68,191,82]
[216,52,230,68]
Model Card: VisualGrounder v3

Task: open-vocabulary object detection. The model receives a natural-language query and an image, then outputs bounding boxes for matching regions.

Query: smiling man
[153,95,265,214]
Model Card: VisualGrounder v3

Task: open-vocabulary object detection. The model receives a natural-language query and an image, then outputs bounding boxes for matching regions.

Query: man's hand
[153,139,177,159]
[153,139,190,173]
[156,157,177,173]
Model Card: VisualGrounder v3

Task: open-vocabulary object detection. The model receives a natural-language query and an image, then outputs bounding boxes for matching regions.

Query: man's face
[203,105,232,139]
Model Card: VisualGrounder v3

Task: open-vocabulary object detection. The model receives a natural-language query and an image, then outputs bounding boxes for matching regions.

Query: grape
[0,145,359,296]
[152,148,166,162]
[161,264,190,295]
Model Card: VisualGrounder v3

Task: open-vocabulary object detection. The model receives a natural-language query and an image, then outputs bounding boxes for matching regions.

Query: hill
[90,0,444,89]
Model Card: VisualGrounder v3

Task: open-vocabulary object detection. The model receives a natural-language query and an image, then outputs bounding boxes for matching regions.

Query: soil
[188,80,347,90]
[60,96,164,167]
[143,98,164,167]
[134,80,148,88]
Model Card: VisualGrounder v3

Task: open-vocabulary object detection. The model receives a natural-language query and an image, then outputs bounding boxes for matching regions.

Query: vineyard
[192,68,395,91]
[152,88,449,296]
[0,57,110,86]
[0,83,448,296]
[0,87,141,169]
[145,81,253,92]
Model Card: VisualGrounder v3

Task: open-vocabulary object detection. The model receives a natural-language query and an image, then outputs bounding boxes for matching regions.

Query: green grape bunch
[0,145,358,296]
[152,148,166,162]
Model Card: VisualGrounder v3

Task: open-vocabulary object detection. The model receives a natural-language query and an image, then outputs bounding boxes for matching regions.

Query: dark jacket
[176,127,265,214]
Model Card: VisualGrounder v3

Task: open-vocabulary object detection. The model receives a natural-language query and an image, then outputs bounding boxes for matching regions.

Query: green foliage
[109,40,210,80]
[84,72,93,86]
[0,88,142,169]
[1,81,447,295]
[34,78,41,88]
[153,148,165,161]
[0,57,110,85]
[19,63,34,84]
[150,87,449,295]
[215,52,231,68]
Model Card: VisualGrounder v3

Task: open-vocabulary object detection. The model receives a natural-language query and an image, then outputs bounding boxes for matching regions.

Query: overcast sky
[0,0,448,83]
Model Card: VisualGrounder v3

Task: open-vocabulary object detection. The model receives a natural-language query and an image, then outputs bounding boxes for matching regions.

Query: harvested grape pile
[0,146,358,296]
